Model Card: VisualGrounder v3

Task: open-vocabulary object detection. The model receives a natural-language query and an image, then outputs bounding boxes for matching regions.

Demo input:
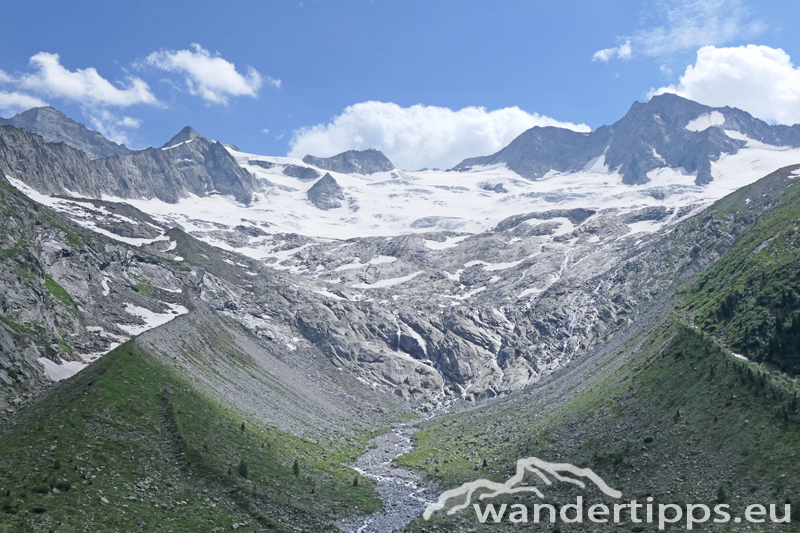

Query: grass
[680,166,800,372]
[0,342,383,531]
[44,275,74,307]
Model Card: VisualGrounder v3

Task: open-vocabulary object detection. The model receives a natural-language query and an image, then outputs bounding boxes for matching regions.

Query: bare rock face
[0,124,258,205]
[304,149,394,174]
[0,106,132,160]
[306,173,345,210]
[283,164,321,181]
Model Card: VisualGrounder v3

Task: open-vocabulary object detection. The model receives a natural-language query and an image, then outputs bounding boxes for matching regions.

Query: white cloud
[17,52,157,107]
[0,70,12,83]
[288,101,590,170]
[651,45,800,125]
[0,91,48,116]
[145,44,278,105]
[593,40,632,62]
[82,109,145,146]
[118,116,142,128]
[261,128,270,135]
[593,0,764,60]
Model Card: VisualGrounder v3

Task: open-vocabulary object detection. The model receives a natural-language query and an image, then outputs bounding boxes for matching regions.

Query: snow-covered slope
[62,132,800,246]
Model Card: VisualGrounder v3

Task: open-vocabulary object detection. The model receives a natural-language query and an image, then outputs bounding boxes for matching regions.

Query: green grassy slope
[0,342,383,532]
[682,165,800,373]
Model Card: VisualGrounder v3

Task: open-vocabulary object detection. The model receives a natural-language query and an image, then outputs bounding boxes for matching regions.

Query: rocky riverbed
[338,424,436,533]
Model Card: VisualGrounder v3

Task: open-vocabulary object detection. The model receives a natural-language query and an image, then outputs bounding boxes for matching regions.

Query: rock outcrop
[304,149,394,174]
[307,173,345,210]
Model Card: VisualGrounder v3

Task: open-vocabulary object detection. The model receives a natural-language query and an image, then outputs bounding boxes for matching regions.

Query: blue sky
[1,0,799,169]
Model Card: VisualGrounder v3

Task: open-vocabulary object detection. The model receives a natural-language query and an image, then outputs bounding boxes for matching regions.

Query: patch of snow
[165,240,178,251]
[350,271,424,289]
[101,277,111,296]
[627,220,667,235]
[161,138,193,150]
[38,357,90,381]
[686,111,725,132]
[518,287,543,298]
[731,352,749,361]
[116,302,189,335]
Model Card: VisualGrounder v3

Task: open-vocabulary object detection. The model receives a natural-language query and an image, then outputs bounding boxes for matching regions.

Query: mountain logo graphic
[423,457,622,520]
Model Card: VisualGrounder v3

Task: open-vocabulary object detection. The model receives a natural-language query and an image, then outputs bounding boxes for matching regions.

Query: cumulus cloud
[593,0,764,60]
[17,52,157,107]
[145,44,278,105]
[0,91,48,116]
[593,41,632,62]
[651,45,800,125]
[288,102,590,170]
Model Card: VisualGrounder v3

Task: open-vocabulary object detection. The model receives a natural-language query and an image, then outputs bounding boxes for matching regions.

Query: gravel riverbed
[337,424,437,533]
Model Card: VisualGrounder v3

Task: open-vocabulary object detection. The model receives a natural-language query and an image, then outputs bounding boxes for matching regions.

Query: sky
[1,0,799,170]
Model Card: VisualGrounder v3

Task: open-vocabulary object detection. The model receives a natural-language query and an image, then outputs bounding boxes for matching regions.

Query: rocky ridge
[454,93,800,185]
[304,149,395,174]
[0,124,258,204]
[0,106,132,160]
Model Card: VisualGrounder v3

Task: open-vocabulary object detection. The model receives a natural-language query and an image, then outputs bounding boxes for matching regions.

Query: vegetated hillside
[681,165,800,373]
[0,340,392,532]
[398,167,800,532]
[0,172,413,531]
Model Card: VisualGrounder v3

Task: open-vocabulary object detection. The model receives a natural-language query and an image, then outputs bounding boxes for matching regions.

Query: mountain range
[1,95,799,531]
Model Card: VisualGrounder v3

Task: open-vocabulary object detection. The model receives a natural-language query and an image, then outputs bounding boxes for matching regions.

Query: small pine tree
[673,409,680,424]
[240,422,246,432]
[717,485,726,503]
[353,476,359,487]
[227,465,233,477]
[53,459,61,470]
[238,459,248,479]
[482,458,488,468]
[293,459,300,477]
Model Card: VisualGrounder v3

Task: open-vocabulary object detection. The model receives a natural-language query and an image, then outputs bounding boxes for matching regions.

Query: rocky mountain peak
[0,105,132,160]
[453,94,800,186]
[307,172,345,209]
[162,126,207,148]
[303,149,394,174]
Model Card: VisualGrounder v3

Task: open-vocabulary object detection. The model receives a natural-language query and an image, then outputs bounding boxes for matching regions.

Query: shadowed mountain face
[454,93,800,185]
[304,148,394,174]
[0,124,258,204]
[0,106,132,160]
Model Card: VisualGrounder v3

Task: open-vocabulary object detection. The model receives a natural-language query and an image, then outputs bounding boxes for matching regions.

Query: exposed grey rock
[0,124,258,204]
[303,149,394,174]
[306,173,344,210]
[453,93,800,185]
[248,159,276,170]
[481,182,508,193]
[0,106,132,159]
[494,208,596,231]
[283,164,320,181]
